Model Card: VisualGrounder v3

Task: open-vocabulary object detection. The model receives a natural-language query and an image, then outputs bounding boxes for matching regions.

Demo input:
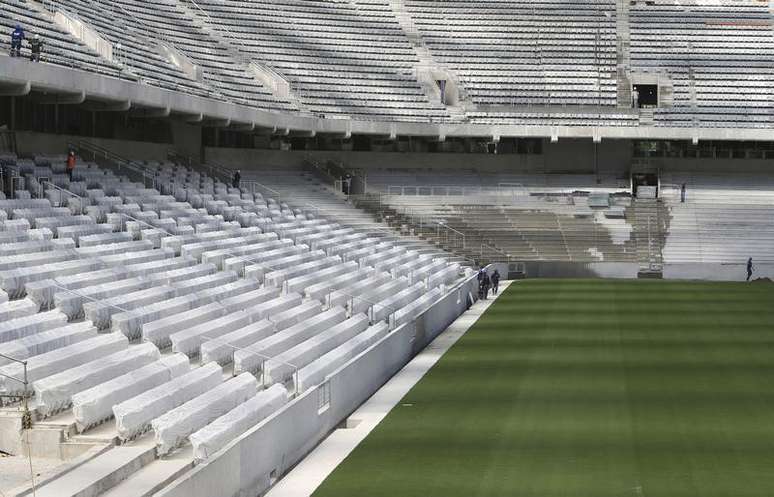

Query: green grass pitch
[313,279,774,497]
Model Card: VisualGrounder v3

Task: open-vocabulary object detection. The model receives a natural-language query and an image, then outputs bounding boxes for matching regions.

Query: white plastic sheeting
[350,278,409,316]
[264,256,341,288]
[284,261,358,295]
[326,274,394,309]
[234,306,347,375]
[170,271,238,296]
[112,293,200,339]
[242,249,323,282]
[200,319,275,366]
[393,288,443,327]
[72,353,189,432]
[55,277,150,320]
[372,282,427,323]
[124,256,197,279]
[99,247,175,267]
[0,322,96,367]
[170,311,251,358]
[148,263,217,286]
[78,231,133,247]
[242,293,303,323]
[268,301,323,332]
[0,258,102,298]
[200,238,286,271]
[264,314,370,387]
[152,372,257,456]
[190,384,288,462]
[224,245,309,277]
[0,298,39,322]
[143,302,226,349]
[304,269,380,303]
[427,264,462,290]
[296,322,390,392]
[219,286,281,313]
[84,285,177,330]
[75,240,154,258]
[0,333,127,395]
[0,309,68,344]
[113,363,223,440]
[34,342,161,417]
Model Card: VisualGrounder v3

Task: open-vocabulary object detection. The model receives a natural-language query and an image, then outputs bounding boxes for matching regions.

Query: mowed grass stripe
[312,279,774,497]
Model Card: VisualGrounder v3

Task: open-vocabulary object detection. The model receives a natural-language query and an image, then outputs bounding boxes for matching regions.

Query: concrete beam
[232,121,255,132]
[36,90,86,105]
[0,80,31,96]
[83,100,131,112]
[204,118,231,128]
[1,57,774,143]
[131,106,171,118]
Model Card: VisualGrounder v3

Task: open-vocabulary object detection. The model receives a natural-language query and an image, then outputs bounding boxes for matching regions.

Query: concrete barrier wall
[663,263,774,282]
[157,275,479,497]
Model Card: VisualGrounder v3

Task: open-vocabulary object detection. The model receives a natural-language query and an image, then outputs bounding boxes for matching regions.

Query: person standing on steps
[66,150,76,182]
[10,24,24,58]
[681,183,686,203]
[232,169,241,189]
[747,257,754,282]
[29,34,43,62]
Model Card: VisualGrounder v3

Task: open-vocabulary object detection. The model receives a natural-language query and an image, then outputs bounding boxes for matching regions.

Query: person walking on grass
[747,257,754,282]
[491,269,501,295]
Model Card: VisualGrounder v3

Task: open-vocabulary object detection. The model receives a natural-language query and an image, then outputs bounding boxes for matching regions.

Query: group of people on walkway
[477,268,500,300]
[10,25,43,62]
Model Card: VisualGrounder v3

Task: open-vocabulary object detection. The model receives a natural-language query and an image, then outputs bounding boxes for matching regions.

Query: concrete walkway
[265,282,512,497]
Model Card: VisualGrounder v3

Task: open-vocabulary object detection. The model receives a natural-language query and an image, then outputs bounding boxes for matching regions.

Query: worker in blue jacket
[10,25,25,57]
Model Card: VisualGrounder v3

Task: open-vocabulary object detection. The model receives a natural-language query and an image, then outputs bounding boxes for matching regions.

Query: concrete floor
[0,453,67,495]
[265,282,512,497]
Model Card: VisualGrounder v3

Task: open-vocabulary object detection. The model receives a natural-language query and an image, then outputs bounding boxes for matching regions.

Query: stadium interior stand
[2,0,772,127]
[0,150,469,496]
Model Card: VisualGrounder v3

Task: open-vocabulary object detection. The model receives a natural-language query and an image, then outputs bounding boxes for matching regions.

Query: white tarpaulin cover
[190,384,288,462]
[0,310,68,344]
[264,256,340,288]
[0,322,96,367]
[267,301,323,332]
[326,274,394,309]
[0,299,39,322]
[112,293,198,339]
[152,372,257,455]
[264,313,370,386]
[34,342,161,417]
[234,306,347,375]
[372,283,426,323]
[200,319,275,366]
[427,264,461,290]
[296,322,390,392]
[170,271,238,296]
[72,353,189,432]
[219,286,281,313]
[242,293,302,323]
[393,288,442,327]
[171,311,251,358]
[304,269,379,303]
[0,333,127,395]
[143,302,226,349]
[113,361,222,441]
[55,277,150,320]
[84,285,178,330]
[0,259,102,298]
[351,278,409,316]
[284,261,358,295]
[148,263,216,286]
[224,244,309,277]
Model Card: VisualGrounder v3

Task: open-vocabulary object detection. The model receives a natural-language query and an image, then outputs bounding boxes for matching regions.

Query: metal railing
[77,140,154,188]
[40,181,85,214]
[0,353,32,426]
[384,184,529,198]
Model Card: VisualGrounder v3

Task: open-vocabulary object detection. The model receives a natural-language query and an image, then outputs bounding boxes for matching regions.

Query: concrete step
[101,447,193,497]
[32,444,156,497]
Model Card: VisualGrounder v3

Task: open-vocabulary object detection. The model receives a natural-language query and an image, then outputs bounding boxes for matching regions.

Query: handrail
[239,180,282,204]
[40,181,85,214]
[0,352,32,426]
[77,140,154,188]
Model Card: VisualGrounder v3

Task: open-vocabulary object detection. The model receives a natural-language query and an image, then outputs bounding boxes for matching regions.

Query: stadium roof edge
[1,56,772,143]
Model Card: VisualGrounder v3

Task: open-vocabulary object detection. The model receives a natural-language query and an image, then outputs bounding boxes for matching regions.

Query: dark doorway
[632,172,659,198]
[633,84,658,108]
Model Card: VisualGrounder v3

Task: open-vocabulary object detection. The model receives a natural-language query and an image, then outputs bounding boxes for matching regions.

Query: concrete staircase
[632,199,666,275]
[385,0,471,115]
[615,0,632,108]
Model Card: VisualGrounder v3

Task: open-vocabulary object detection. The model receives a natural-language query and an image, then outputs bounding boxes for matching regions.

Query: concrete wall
[157,274,480,497]
[663,263,774,282]
[204,140,634,175]
[16,131,171,161]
